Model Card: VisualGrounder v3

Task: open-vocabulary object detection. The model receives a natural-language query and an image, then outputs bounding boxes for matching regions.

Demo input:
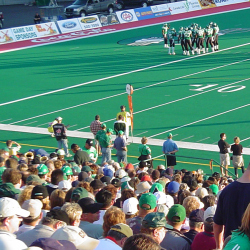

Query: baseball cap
[56,117,62,121]
[195,187,208,199]
[167,204,186,222]
[167,133,172,138]
[167,181,180,194]
[107,128,113,134]
[110,223,133,238]
[142,212,173,229]
[165,168,173,175]
[118,130,124,135]
[154,192,167,205]
[121,181,134,191]
[31,185,49,199]
[139,193,157,210]
[121,176,131,183]
[100,176,111,185]
[103,168,114,179]
[78,197,103,214]
[125,163,134,170]
[57,149,65,156]
[204,206,216,221]
[90,179,105,190]
[122,197,139,215]
[30,238,76,250]
[86,139,93,146]
[111,178,121,188]
[165,195,174,209]
[26,175,43,184]
[115,169,127,179]
[72,166,81,176]
[209,184,219,195]
[141,175,152,182]
[135,181,151,195]
[101,123,106,128]
[0,182,20,198]
[58,180,72,192]
[150,183,163,193]
[81,166,93,173]
[37,164,49,175]
[22,199,43,218]
[51,225,99,250]
[0,197,30,218]
[71,187,88,202]
[46,209,70,225]
[189,209,204,222]
[78,171,88,181]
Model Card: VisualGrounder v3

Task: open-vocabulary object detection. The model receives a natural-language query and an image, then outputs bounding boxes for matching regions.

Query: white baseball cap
[21,199,42,218]
[154,191,167,205]
[165,195,174,209]
[123,197,139,215]
[115,169,127,179]
[204,206,216,221]
[58,180,72,192]
[57,149,65,156]
[51,225,99,250]
[56,117,63,121]
[0,197,30,218]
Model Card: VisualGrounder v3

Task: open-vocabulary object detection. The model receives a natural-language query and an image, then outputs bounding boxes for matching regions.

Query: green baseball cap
[150,183,163,193]
[209,184,219,195]
[167,204,186,222]
[101,123,106,128]
[26,175,43,184]
[121,181,134,192]
[118,130,124,135]
[37,164,49,175]
[167,133,172,138]
[71,187,88,202]
[139,193,157,210]
[81,165,93,173]
[62,166,73,176]
[142,212,173,229]
[107,128,113,134]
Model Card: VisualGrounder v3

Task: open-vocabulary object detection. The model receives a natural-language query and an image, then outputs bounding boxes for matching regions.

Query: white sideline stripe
[1,123,250,155]
[149,90,250,138]
[1,42,250,109]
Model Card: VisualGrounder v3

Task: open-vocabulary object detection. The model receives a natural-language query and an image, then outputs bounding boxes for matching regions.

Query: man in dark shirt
[71,144,90,167]
[53,117,71,157]
[218,133,230,176]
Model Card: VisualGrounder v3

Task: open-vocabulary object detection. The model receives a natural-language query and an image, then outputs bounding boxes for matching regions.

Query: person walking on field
[231,136,244,178]
[116,105,131,141]
[90,115,102,155]
[218,133,230,176]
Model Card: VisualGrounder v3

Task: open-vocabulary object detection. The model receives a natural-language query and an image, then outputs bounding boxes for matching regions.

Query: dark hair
[5,158,18,169]
[220,133,226,139]
[95,115,100,120]
[96,189,112,209]
[123,234,160,250]
[51,169,64,185]
[202,195,216,211]
[121,189,137,203]
[204,217,214,232]
[71,144,80,151]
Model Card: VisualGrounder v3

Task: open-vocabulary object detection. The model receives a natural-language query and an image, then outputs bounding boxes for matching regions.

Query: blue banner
[134,7,171,20]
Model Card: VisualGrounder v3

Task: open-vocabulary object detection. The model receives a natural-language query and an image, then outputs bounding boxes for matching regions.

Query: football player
[178,26,186,55]
[168,27,176,55]
[184,27,194,55]
[162,23,170,48]
[205,24,214,52]
[196,26,205,54]
[213,23,219,51]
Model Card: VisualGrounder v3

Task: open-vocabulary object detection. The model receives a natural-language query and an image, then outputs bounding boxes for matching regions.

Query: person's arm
[13,141,21,151]
[214,223,224,250]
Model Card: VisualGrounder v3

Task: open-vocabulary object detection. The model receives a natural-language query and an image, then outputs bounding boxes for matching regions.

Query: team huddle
[162,22,220,55]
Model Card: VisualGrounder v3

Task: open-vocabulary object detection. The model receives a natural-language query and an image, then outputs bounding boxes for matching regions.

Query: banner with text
[135,6,171,20]
[57,18,82,34]
[98,13,120,26]
[78,15,102,30]
[116,9,138,23]
[214,0,248,6]
[34,22,60,37]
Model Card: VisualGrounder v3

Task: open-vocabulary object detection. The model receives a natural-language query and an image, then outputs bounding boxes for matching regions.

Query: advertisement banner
[78,15,102,30]
[214,0,248,6]
[0,28,16,44]
[116,10,138,23]
[57,18,82,34]
[34,22,60,37]
[197,0,216,9]
[11,25,39,41]
[98,14,120,26]
[135,6,171,20]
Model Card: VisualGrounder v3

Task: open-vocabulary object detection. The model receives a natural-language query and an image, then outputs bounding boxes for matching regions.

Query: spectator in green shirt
[99,128,113,164]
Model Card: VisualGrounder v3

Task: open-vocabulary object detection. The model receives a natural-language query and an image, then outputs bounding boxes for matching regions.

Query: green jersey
[213,26,219,35]
[168,30,176,40]
[0,166,6,185]
[178,30,184,40]
[99,133,112,148]
[184,30,192,40]
[162,26,168,35]
[82,146,97,162]
[205,27,213,37]
[197,29,204,38]
[192,28,198,37]
[95,129,105,141]
[139,144,151,156]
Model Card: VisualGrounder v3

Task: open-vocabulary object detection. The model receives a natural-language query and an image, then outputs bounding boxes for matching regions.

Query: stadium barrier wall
[0,0,248,44]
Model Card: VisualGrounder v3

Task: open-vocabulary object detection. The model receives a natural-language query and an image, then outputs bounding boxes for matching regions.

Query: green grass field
[1,8,250,174]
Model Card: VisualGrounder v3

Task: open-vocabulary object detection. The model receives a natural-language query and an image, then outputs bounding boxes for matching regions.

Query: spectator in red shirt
[90,115,102,155]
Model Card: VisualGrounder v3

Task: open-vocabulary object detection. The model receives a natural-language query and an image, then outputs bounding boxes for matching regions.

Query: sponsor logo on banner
[12,25,39,41]
[34,22,59,37]
[214,0,247,6]
[197,0,216,9]
[116,10,138,23]
[151,4,170,13]
[78,15,102,30]
[0,28,16,43]
[57,19,82,33]
[136,6,171,20]
[99,14,120,26]
[80,17,97,23]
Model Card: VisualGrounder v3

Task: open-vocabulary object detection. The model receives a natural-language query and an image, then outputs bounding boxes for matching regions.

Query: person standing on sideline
[90,115,102,155]
[218,133,230,176]
[114,115,126,137]
[162,133,178,169]
[82,139,98,163]
[116,105,131,142]
[162,23,169,48]
[99,128,113,163]
[95,123,106,155]
[114,131,127,163]
[231,136,244,178]
[34,13,41,24]
[53,117,71,157]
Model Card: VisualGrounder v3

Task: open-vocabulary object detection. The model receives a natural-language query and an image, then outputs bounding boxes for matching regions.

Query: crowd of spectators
[0,136,249,250]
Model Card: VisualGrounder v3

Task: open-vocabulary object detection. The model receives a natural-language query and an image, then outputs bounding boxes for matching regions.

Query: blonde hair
[182,196,200,217]
[238,203,250,239]
[50,189,66,209]
[103,206,126,237]
[61,202,82,225]
[234,136,240,144]
[141,137,148,144]
[18,185,34,206]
